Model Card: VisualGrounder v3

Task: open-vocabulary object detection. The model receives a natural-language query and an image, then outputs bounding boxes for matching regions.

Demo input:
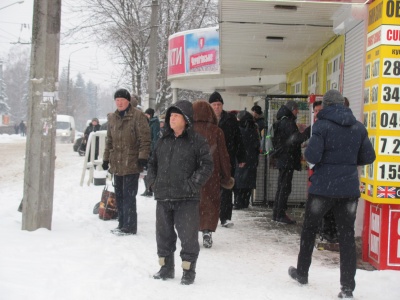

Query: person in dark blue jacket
[288,90,376,299]
[147,100,213,285]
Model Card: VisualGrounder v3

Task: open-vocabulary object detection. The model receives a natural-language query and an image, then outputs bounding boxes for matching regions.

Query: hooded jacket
[274,105,310,170]
[147,100,214,201]
[193,100,233,231]
[103,104,151,176]
[305,104,376,198]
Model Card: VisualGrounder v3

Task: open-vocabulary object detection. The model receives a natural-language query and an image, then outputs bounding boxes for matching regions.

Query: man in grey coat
[147,100,213,285]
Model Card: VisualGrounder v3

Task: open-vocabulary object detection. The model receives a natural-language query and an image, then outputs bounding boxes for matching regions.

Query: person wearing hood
[102,89,151,236]
[192,100,234,249]
[288,90,376,299]
[146,100,213,285]
[273,100,311,224]
[234,110,260,209]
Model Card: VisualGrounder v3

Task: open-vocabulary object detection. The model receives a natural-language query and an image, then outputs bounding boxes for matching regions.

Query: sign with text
[388,209,400,266]
[168,27,220,78]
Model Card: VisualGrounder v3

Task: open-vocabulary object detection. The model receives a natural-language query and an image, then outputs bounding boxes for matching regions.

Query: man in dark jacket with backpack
[273,100,310,224]
[288,90,376,299]
[146,100,213,285]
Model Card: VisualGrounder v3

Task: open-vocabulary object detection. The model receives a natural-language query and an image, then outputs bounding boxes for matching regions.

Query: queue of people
[98,88,375,297]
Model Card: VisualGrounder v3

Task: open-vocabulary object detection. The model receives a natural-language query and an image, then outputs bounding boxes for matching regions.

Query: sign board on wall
[361,0,400,205]
[168,27,220,78]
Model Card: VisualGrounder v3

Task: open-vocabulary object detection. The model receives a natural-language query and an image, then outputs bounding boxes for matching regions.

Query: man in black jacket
[209,92,246,228]
[147,100,213,285]
[289,90,376,299]
[273,100,310,224]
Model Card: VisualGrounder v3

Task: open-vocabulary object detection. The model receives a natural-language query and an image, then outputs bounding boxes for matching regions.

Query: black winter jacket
[219,110,246,172]
[274,105,310,170]
[305,104,376,198]
[147,101,214,201]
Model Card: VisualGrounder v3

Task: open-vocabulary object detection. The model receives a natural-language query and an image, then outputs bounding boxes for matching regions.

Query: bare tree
[62,0,218,109]
[2,46,30,123]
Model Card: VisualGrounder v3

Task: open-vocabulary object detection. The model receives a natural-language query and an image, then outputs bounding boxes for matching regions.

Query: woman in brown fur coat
[193,100,234,248]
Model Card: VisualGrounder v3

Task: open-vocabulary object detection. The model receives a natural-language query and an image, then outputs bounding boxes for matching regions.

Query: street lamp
[66,46,88,115]
[0,1,24,11]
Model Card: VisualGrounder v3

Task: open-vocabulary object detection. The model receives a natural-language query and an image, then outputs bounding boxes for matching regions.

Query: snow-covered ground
[0,134,399,300]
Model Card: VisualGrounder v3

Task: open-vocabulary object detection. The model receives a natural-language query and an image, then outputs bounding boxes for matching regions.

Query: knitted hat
[114,88,131,102]
[91,118,99,123]
[323,90,344,106]
[208,91,224,104]
[285,100,299,111]
[145,108,155,118]
[169,107,183,116]
[251,105,263,115]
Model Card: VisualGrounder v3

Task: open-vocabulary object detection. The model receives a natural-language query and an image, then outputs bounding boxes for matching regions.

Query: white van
[56,115,76,143]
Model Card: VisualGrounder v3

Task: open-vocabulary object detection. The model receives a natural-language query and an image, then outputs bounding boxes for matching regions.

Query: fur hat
[114,88,131,102]
[285,100,299,111]
[208,91,224,104]
[323,90,344,106]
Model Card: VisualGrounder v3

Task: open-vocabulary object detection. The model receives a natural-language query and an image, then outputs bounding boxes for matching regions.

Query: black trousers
[219,188,233,223]
[114,173,139,232]
[156,200,200,263]
[234,188,252,209]
[273,167,294,219]
[296,194,358,292]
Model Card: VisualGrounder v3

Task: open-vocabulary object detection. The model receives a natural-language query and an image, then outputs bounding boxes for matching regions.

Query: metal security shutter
[342,21,366,122]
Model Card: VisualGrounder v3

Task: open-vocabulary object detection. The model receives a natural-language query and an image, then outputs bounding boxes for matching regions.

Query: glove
[102,161,109,171]
[138,158,148,169]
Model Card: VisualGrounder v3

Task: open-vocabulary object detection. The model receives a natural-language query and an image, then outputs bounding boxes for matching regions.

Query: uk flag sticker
[377,186,397,198]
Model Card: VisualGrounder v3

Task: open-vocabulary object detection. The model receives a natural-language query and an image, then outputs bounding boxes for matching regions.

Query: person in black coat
[273,101,310,224]
[83,118,101,160]
[209,91,246,228]
[234,110,260,209]
[288,90,376,299]
[147,100,213,285]
[251,105,266,139]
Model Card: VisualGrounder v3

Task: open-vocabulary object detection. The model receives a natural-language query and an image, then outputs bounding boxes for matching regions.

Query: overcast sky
[0,0,117,87]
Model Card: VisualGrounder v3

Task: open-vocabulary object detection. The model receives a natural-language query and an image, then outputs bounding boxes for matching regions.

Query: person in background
[273,100,310,224]
[233,110,260,209]
[82,118,101,160]
[141,108,160,197]
[147,100,213,285]
[209,91,246,228]
[289,90,376,299]
[251,105,266,138]
[193,100,234,249]
[19,121,26,136]
[102,88,151,235]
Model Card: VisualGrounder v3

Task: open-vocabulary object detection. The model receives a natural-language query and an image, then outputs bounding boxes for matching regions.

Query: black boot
[153,255,175,280]
[288,266,308,284]
[181,261,196,285]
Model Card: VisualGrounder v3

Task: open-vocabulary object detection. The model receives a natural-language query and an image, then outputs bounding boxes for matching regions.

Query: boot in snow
[181,261,196,285]
[202,231,213,248]
[288,266,308,284]
[153,255,175,280]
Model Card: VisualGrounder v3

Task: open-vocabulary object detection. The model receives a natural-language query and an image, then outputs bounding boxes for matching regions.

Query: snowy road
[0,135,399,300]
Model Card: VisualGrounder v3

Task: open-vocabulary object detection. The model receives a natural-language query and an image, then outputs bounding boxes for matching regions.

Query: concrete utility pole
[22,0,61,231]
[148,0,159,109]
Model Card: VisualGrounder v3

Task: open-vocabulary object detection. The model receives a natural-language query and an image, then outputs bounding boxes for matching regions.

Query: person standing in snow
[288,90,376,299]
[102,89,151,235]
[140,108,160,197]
[233,110,260,210]
[272,100,310,224]
[209,91,246,228]
[192,100,234,249]
[146,100,213,285]
[251,104,265,139]
[82,118,101,160]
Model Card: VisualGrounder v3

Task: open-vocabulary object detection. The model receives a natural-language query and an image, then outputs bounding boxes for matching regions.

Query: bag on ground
[99,186,118,220]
